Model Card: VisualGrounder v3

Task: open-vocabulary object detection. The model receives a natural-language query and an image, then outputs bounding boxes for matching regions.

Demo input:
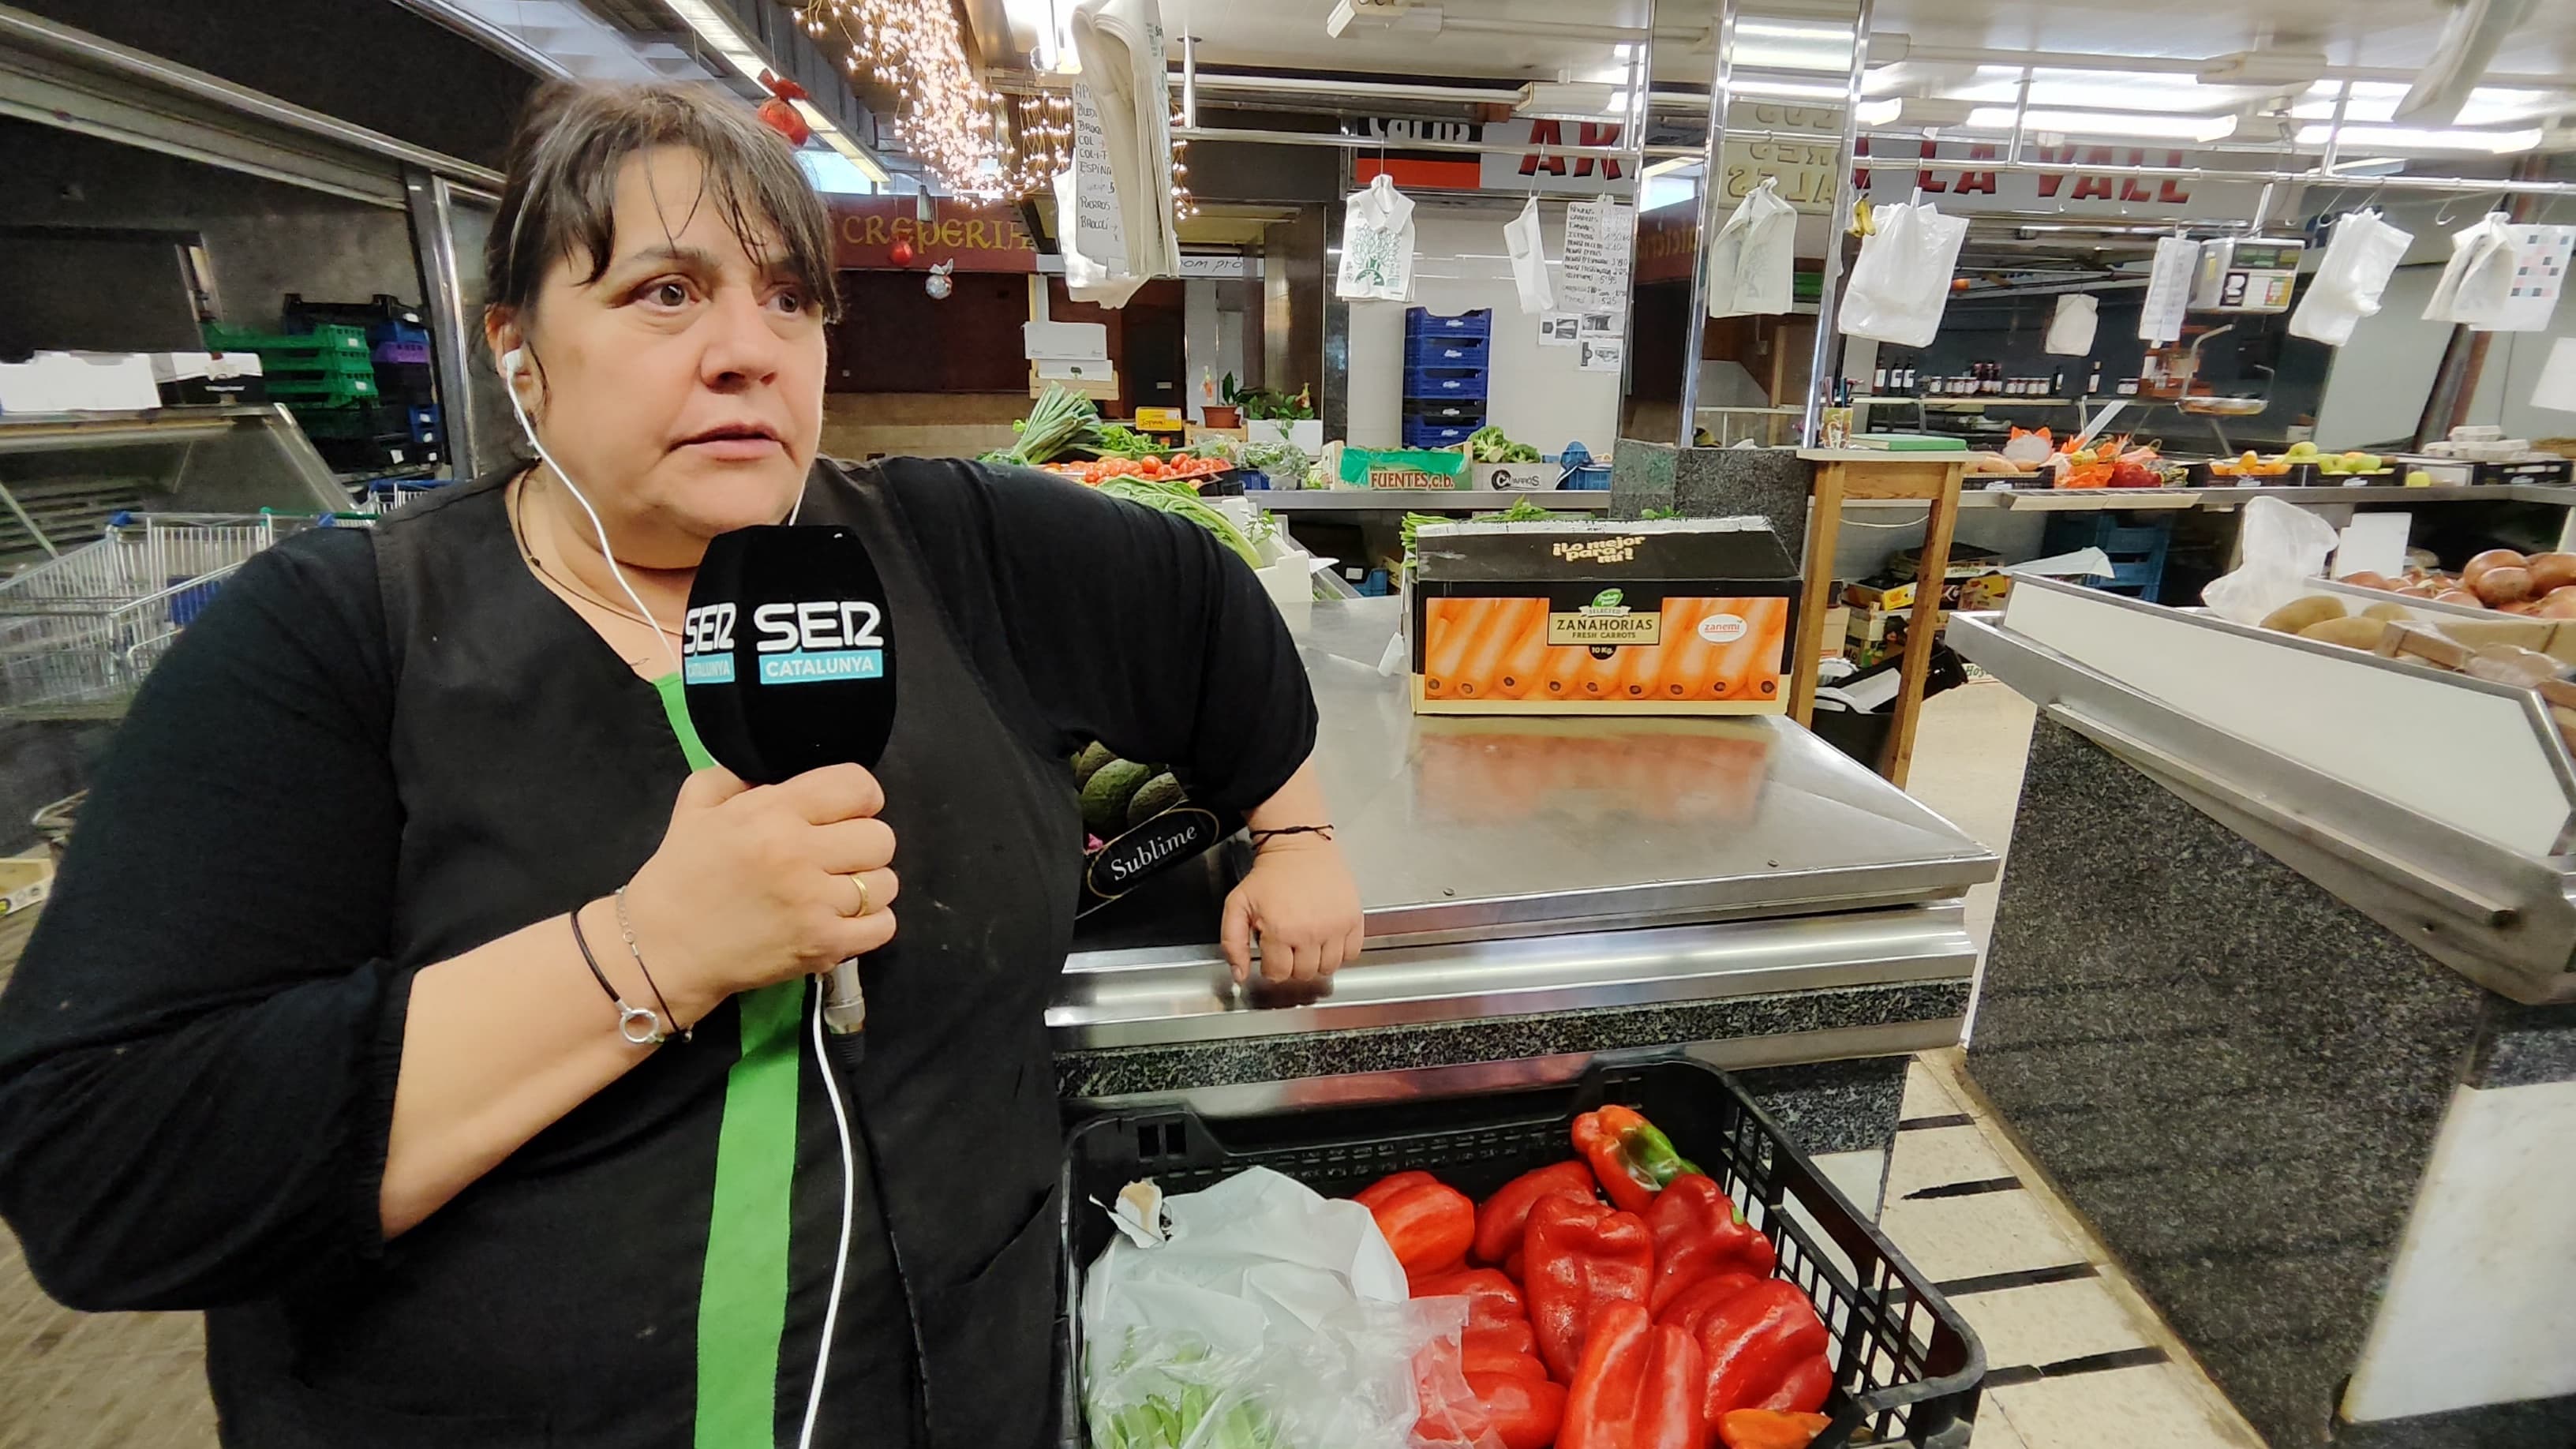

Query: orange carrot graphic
[1492,603,1553,698]
[1455,598,1543,698]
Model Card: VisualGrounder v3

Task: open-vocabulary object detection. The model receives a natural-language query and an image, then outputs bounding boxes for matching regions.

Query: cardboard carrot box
[1408,519,1799,715]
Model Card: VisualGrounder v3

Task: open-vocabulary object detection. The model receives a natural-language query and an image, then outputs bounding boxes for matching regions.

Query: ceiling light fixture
[2294,122,2544,153]
[1968,107,2242,143]
[663,0,773,82]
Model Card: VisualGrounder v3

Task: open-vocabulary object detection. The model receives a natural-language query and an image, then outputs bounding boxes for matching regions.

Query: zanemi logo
[1697,613,1749,643]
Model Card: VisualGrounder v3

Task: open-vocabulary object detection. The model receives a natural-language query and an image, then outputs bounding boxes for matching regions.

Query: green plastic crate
[272,376,379,406]
[203,321,368,355]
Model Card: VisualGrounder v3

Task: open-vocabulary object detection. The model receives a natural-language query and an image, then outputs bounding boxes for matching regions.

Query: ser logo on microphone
[682,601,886,687]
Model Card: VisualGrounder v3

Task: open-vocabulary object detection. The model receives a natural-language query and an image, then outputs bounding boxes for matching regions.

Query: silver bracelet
[614,886,691,1043]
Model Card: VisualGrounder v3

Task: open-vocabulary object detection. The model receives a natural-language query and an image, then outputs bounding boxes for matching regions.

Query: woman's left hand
[1222,835,1365,985]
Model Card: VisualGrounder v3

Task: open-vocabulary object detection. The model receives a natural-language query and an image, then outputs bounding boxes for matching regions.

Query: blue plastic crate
[1405,306,1492,339]
[1402,419,1481,449]
[2044,512,2170,602]
[369,318,432,348]
[1405,334,1490,366]
[1403,364,1488,398]
[1403,397,1484,422]
[406,405,441,444]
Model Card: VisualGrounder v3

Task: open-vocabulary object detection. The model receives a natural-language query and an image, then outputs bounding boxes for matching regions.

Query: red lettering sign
[827,197,1036,271]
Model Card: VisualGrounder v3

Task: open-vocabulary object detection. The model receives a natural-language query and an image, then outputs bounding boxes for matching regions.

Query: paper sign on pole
[2140,235,2196,344]
[1070,81,1127,275]
[1560,195,1634,322]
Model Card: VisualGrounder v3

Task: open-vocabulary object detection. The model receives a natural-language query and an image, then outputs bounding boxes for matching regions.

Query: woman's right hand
[620,763,898,1021]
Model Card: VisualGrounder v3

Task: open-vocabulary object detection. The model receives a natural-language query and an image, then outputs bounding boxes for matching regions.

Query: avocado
[1125,772,1186,828]
[1080,759,1154,837]
[1071,741,1116,787]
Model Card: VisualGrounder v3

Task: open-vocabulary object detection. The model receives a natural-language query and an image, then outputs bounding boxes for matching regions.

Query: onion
[2529,553,2576,595]
[2539,588,2576,620]
[2341,571,2393,590]
[2474,567,2535,606]
[2436,590,2484,608]
[2462,549,2529,588]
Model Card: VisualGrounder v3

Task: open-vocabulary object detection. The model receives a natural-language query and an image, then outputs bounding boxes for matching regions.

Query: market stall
[1949,573,2576,1449]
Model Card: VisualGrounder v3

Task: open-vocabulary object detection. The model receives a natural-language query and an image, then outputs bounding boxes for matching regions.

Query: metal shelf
[1262,490,1615,512]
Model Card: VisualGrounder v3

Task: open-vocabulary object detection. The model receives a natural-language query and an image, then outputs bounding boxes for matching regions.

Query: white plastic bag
[1839,201,1970,346]
[1338,174,1417,302]
[1705,177,1797,318]
[2201,496,2341,624]
[1503,198,1552,314]
[2043,294,2098,355]
[2290,211,2414,346]
[2423,212,2518,328]
[1081,1167,1487,1449]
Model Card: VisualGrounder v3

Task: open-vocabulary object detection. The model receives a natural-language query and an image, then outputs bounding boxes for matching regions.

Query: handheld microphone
[682,526,898,1039]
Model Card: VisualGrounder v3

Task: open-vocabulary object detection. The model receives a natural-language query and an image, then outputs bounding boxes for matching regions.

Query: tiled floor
[0,683,2270,1447]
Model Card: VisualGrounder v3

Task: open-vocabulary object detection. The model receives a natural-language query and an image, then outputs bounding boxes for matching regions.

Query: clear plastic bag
[1081,1168,1496,1449]
[2290,211,2414,346]
[2044,294,2098,355]
[1503,198,1552,315]
[1839,202,1971,346]
[2201,496,2340,624]
[2422,212,2518,328]
[1705,178,1797,318]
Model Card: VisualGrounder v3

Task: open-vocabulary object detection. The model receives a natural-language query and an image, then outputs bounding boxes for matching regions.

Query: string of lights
[794,0,1008,194]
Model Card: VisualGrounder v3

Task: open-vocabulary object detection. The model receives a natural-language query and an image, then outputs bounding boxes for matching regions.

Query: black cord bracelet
[1249,824,1335,847]
[569,902,667,1046]
[614,886,688,1043]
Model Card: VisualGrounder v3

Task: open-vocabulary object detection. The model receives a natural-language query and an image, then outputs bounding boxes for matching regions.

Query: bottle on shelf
[2050,367,2065,398]
[1873,364,1889,392]
[2087,360,2103,396]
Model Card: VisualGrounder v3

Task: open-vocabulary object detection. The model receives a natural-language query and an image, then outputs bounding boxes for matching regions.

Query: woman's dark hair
[484,80,841,324]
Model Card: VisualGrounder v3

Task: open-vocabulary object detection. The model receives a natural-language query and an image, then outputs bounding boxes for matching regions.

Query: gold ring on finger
[848,873,873,917]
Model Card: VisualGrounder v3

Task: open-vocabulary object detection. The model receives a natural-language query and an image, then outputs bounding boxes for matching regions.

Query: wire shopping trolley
[0,512,326,719]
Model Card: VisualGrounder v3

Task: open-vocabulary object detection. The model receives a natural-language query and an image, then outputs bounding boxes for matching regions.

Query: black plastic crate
[1058,1058,1985,1447]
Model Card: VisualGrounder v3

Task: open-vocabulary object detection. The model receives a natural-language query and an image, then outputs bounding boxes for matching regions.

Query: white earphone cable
[799,983,858,1449]
[500,352,683,678]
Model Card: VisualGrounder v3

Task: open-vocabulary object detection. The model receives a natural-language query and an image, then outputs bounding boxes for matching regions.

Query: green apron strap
[655,673,807,1448]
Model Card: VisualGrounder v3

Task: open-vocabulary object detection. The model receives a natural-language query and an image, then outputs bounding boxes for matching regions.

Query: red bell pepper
[1572,1106,1702,1214]
[1657,1272,1760,1337]
[1464,1342,1552,1382]
[1524,1194,1655,1382]
[1645,1174,1777,1315]
[1410,1337,1495,1448]
[1690,1280,1833,1421]
[1717,1408,1831,1449]
[1559,1301,1705,1449]
[1416,1267,1541,1360]
[1356,1170,1476,1279]
[1475,1160,1601,1264]
[1469,1373,1568,1449]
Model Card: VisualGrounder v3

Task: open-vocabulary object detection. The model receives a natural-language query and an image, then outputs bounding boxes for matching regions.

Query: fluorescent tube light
[663,0,771,84]
[2295,122,2544,153]
[1970,107,2241,142]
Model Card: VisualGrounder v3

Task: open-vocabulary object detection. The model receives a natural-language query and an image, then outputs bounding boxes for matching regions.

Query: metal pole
[1180,31,1196,129]
[1678,0,1737,446]
[1615,0,1657,417]
[1803,0,1874,447]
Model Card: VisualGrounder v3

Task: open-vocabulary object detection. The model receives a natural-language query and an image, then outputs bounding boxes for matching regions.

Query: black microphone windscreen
[680,525,897,784]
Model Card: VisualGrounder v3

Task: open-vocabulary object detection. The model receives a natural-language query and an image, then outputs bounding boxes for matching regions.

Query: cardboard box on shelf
[1842,571,2012,616]
[1818,603,1851,661]
[1886,543,2003,582]
[1409,518,1799,716]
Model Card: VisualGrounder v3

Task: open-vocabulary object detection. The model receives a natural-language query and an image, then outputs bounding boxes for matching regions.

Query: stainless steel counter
[1051,600,1999,1063]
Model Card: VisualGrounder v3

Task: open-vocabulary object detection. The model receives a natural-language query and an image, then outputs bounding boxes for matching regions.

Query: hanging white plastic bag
[1705,178,1797,318]
[2290,211,2415,346]
[1503,197,1553,314]
[2423,212,2518,328]
[1081,1167,1491,1449]
[1839,201,1970,347]
[2201,496,2342,625]
[2043,294,2099,355]
[1338,174,1417,302]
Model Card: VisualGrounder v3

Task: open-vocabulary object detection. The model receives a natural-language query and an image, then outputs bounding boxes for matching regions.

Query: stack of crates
[200,322,376,410]
[2042,512,2172,602]
[1402,307,1490,450]
[201,295,443,474]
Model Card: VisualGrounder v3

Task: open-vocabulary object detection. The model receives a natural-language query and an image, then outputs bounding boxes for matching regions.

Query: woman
[0,81,1361,1447]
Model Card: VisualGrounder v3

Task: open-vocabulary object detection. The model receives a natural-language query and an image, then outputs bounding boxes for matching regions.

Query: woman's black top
[0,460,1316,1447]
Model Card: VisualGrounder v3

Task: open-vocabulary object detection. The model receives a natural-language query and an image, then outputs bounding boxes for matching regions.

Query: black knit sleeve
[0,526,408,1312]
[877,457,1318,810]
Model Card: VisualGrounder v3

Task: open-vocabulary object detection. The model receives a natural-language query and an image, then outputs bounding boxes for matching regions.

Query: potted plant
[1201,372,1243,429]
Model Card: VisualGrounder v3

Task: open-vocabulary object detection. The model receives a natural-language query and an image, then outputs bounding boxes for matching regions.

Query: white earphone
[500,341,852,1449]
[496,343,680,676]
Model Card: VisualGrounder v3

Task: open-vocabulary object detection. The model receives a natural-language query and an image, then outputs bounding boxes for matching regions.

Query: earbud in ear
[496,346,526,383]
